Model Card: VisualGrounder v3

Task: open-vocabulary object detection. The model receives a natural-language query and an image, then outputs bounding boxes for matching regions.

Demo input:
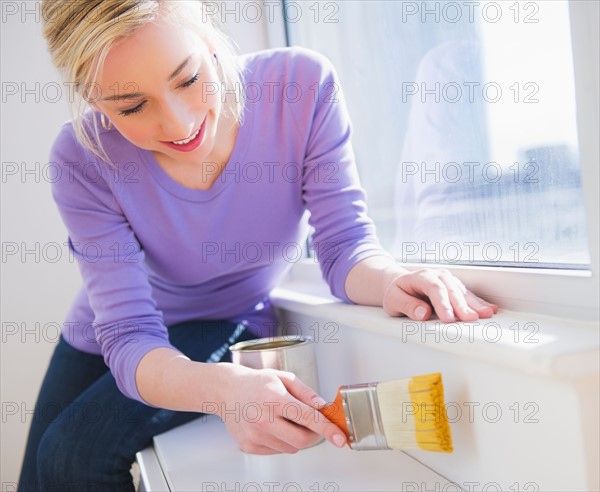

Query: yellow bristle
[377,373,453,453]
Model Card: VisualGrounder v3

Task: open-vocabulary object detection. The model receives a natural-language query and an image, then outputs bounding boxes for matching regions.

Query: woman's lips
[161,118,206,152]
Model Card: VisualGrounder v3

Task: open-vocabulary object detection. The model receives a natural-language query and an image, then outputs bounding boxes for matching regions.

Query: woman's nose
[159,98,196,141]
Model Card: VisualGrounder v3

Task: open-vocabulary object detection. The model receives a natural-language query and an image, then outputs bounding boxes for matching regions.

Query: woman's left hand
[382,268,498,323]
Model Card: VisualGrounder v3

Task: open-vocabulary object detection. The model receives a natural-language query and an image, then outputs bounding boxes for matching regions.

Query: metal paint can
[229,335,320,393]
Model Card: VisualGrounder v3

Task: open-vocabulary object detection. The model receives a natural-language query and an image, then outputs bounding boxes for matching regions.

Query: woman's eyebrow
[167,53,195,81]
[100,52,197,102]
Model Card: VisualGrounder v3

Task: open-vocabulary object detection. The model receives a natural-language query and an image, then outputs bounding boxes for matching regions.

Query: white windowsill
[271,272,599,382]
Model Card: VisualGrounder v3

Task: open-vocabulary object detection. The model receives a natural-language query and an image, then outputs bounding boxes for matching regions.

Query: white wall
[1,7,81,487]
[0,1,276,486]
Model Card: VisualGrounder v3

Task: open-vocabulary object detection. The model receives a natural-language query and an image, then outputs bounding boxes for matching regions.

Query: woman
[19,1,497,490]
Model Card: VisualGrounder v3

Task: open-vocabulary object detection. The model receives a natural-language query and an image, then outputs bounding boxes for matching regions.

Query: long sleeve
[50,123,175,404]
[293,51,391,302]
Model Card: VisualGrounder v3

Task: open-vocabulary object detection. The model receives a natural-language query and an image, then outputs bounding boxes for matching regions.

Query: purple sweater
[50,47,386,403]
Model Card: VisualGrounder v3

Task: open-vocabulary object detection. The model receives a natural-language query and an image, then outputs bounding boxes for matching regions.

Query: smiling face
[92,17,234,167]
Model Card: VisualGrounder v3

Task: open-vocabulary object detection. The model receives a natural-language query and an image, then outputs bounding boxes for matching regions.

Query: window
[286,0,591,269]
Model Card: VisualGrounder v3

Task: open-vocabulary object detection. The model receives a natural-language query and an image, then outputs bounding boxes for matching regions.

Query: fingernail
[313,396,328,408]
[332,434,346,448]
[445,309,456,322]
[415,306,427,320]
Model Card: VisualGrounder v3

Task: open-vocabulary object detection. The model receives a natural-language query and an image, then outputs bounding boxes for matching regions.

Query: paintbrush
[320,372,453,452]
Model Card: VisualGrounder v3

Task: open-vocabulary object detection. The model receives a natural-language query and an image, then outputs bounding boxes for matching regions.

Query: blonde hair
[41,0,245,165]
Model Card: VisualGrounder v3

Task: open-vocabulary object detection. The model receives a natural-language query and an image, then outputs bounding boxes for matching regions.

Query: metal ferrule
[340,383,389,451]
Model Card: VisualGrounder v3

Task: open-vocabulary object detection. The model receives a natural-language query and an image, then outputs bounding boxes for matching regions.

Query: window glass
[287,0,591,268]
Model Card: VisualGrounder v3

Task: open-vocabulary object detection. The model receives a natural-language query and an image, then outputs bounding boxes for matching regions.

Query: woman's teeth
[172,127,200,145]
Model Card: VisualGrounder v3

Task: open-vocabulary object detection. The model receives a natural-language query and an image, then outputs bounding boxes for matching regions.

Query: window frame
[230,0,599,321]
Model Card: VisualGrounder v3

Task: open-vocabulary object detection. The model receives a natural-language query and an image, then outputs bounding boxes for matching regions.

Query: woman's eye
[117,73,199,117]
[181,73,200,88]
[119,102,145,117]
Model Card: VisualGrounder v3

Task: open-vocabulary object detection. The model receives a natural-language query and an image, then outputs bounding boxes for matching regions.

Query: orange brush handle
[319,387,350,446]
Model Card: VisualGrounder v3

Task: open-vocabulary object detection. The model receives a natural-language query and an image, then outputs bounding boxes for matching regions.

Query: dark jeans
[17,320,257,492]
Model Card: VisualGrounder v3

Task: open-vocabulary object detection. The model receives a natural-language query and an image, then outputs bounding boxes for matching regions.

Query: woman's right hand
[209,363,347,454]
